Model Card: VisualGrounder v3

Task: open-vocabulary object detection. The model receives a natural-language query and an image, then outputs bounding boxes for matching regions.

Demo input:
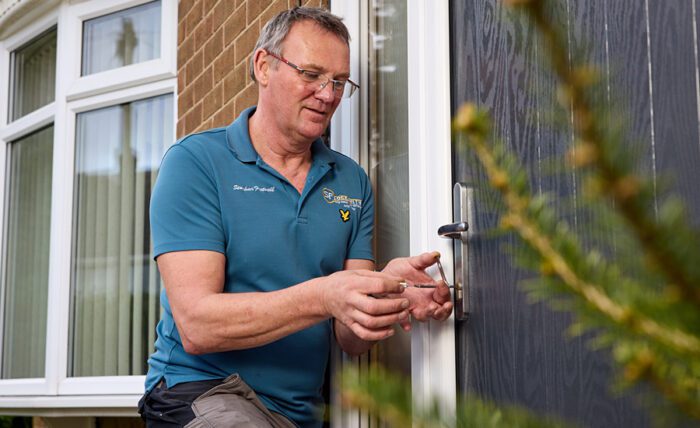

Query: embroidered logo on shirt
[322,188,362,210]
[339,209,351,222]
[233,184,275,193]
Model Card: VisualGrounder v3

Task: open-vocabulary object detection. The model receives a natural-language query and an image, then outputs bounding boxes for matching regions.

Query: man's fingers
[355,269,403,283]
[432,302,453,321]
[347,321,395,341]
[356,275,406,296]
[355,294,410,315]
[412,302,438,321]
[408,251,441,270]
[432,281,452,303]
[349,308,410,330]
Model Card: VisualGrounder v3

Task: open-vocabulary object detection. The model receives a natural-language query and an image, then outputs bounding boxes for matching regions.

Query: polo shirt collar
[226,105,336,168]
[226,106,259,163]
[310,138,335,167]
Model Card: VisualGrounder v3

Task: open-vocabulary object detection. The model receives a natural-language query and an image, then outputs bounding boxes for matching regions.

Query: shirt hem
[345,252,375,262]
[154,241,225,258]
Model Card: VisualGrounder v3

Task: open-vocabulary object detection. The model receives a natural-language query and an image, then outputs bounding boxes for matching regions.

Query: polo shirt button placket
[296,197,308,224]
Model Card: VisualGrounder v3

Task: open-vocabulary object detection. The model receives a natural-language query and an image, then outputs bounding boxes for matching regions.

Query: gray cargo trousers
[139,374,296,427]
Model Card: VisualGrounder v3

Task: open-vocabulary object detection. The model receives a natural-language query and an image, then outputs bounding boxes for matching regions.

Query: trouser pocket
[185,374,295,428]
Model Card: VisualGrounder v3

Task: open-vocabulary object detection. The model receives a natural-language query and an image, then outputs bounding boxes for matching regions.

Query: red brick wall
[177,0,328,138]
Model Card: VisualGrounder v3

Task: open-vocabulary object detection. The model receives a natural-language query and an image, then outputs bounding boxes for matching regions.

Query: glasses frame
[266,51,360,98]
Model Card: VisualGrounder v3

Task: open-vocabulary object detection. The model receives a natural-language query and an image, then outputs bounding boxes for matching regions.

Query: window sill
[0,394,141,416]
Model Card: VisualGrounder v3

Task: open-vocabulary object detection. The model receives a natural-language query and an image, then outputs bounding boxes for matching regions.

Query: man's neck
[249,108,314,169]
[248,108,315,195]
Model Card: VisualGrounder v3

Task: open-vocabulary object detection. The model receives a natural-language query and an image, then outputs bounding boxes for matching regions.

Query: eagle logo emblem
[339,209,351,222]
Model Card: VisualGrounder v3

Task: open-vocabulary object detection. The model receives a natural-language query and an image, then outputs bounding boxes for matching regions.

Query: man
[138,7,452,428]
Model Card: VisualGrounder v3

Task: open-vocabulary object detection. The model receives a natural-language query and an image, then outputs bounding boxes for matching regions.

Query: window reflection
[69,94,172,376]
[2,126,53,379]
[9,28,57,121]
[81,1,161,76]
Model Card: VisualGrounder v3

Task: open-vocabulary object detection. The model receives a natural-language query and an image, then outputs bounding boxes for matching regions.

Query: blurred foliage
[340,365,571,428]
[341,0,699,425]
[341,365,571,428]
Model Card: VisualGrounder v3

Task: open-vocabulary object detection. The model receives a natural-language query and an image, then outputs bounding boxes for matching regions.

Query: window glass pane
[82,0,161,76]
[9,28,57,121]
[2,125,54,379]
[69,94,172,377]
[368,1,411,376]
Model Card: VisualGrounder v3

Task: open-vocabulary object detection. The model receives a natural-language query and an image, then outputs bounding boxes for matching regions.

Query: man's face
[265,20,350,142]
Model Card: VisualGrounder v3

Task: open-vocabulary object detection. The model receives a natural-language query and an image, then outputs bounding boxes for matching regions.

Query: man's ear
[253,49,270,86]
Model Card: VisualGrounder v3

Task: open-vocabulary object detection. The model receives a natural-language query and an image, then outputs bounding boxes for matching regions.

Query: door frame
[330,0,457,419]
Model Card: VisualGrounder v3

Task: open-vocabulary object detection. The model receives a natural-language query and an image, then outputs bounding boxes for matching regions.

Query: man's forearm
[162,251,408,355]
[170,271,408,355]
[175,277,331,354]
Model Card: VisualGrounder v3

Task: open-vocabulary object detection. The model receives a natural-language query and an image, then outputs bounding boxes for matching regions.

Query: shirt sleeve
[150,143,225,258]
[345,168,375,261]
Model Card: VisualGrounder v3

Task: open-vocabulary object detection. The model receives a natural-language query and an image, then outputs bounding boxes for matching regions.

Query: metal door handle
[438,183,474,321]
[438,222,469,240]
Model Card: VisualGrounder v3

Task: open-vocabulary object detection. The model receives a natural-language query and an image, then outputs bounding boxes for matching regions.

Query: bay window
[0,0,176,412]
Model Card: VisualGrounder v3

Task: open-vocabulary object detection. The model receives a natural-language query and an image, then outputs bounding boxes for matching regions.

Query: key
[401,283,455,289]
[399,255,455,289]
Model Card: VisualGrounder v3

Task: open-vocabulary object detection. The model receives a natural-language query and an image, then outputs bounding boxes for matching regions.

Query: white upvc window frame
[0,0,177,411]
[57,78,176,398]
[0,4,60,398]
[330,0,456,425]
[64,0,177,101]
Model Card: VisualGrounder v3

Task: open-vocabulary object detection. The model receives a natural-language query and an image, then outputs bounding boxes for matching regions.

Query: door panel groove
[448,0,699,426]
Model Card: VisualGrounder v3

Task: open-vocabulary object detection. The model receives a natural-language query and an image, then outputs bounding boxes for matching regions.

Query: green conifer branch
[454,106,700,358]
[453,103,700,418]
[624,348,700,420]
[340,366,570,428]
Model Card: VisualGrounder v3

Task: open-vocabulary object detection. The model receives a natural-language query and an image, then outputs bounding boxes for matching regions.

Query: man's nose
[315,79,336,101]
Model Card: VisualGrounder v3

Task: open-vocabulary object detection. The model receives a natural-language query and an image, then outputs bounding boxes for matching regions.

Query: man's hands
[382,251,454,329]
[323,270,410,342]
[330,252,453,355]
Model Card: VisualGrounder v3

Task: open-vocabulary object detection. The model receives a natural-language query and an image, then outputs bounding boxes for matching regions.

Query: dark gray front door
[450,1,700,427]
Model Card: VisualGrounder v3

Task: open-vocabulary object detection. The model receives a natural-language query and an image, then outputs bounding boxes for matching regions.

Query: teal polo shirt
[145,107,374,427]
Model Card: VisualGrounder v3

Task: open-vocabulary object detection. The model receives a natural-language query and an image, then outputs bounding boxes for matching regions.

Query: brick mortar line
[180,0,320,132]
[189,80,256,130]
[181,16,257,89]
[181,1,278,79]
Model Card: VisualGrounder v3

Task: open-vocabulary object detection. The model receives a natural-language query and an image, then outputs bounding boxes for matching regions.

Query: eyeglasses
[266,51,359,99]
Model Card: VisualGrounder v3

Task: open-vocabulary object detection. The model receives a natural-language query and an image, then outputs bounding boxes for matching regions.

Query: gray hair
[249,7,350,82]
